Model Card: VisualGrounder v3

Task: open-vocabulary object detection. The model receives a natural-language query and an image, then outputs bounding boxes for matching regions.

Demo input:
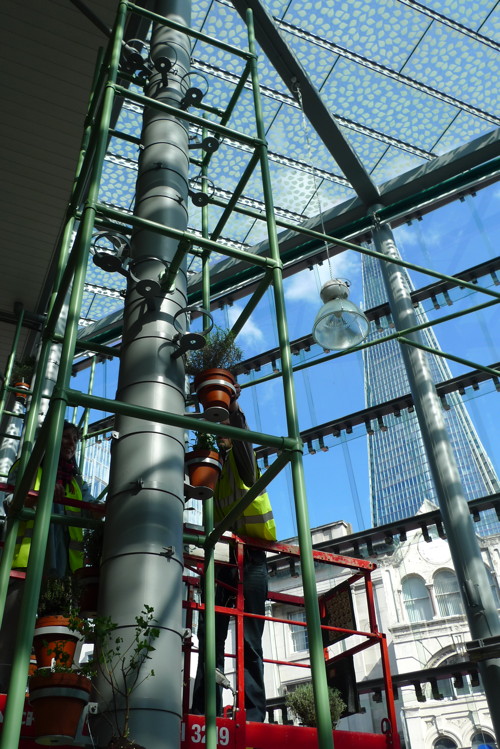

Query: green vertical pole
[199,129,218,749]
[246,10,334,749]
[203,498,217,749]
[38,48,105,431]
[0,306,25,421]
[0,5,127,747]
[79,356,97,471]
[0,341,52,631]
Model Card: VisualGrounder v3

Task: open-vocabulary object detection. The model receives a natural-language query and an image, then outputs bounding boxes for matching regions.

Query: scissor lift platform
[182,715,393,749]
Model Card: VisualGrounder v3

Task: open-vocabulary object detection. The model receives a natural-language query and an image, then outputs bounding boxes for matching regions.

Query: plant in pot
[10,356,36,400]
[33,576,80,669]
[285,681,346,728]
[185,431,222,501]
[74,521,104,617]
[73,604,160,749]
[28,639,93,745]
[185,327,243,422]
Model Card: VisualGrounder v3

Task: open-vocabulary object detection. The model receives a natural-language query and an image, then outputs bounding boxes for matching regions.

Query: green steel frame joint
[266,257,282,270]
[50,386,69,406]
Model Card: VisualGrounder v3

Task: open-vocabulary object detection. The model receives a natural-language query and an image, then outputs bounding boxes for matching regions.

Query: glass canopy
[79,0,500,325]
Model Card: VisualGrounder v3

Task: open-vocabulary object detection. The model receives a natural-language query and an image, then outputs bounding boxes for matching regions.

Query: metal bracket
[171,331,206,359]
[188,136,220,154]
[153,51,177,87]
[161,546,175,558]
[184,480,214,501]
[171,305,214,359]
[180,71,209,110]
[188,174,215,207]
[91,230,131,276]
[121,39,152,84]
[128,256,170,310]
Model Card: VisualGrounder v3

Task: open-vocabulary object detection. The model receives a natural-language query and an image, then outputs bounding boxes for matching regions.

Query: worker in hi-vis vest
[0,421,95,691]
[192,385,276,722]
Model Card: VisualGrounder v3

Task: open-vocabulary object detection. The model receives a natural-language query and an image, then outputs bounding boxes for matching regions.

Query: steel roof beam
[78,133,500,342]
[230,0,380,206]
[187,128,500,305]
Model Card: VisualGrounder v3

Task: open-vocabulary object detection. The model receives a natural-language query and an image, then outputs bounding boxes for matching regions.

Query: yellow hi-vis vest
[11,465,85,572]
[214,449,276,541]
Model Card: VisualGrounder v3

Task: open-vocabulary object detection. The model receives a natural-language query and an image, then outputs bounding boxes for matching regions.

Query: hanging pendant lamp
[312,279,369,350]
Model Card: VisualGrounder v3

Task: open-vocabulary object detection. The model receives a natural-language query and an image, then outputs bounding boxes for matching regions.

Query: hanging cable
[292,80,333,280]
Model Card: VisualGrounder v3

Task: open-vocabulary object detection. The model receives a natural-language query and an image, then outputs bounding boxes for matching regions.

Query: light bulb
[312,279,369,350]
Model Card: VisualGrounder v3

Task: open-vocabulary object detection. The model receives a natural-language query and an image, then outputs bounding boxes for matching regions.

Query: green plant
[11,356,36,383]
[37,576,78,617]
[70,605,159,747]
[185,328,243,376]
[285,682,346,727]
[190,431,218,452]
[33,635,81,675]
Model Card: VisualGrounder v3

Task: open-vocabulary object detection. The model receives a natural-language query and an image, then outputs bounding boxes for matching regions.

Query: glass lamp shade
[312,280,369,350]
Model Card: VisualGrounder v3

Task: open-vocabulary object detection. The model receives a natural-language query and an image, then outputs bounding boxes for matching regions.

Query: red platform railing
[183,531,401,749]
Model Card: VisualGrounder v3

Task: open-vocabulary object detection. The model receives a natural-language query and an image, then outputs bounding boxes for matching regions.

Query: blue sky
[72,181,500,542]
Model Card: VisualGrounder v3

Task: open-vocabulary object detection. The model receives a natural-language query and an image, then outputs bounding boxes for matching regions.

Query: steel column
[94,2,191,747]
[371,214,500,744]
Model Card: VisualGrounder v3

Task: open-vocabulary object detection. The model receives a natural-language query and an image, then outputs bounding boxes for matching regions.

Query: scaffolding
[0,2,499,748]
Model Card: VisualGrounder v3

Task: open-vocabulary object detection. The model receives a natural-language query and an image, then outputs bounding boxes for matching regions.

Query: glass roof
[80,0,500,325]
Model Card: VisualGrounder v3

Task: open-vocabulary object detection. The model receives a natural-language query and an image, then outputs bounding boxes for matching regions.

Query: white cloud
[284,250,360,305]
[227,304,264,344]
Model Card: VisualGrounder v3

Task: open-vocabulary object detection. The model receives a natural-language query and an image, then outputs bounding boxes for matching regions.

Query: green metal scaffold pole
[246,9,335,749]
[0,4,127,746]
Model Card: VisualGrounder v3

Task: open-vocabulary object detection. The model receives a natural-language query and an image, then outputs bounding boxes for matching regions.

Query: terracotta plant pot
[29,671,92,744]
[185,449,222,500]
[33,615,80,669]
[74,566,100,618]
[194,368,236,422]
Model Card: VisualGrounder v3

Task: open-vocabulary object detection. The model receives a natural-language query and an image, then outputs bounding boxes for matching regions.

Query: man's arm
[228,390,256,488]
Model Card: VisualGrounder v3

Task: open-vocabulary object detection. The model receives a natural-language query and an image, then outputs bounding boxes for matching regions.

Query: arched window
[434,737,457,749]
[471,730,496,748]
[434,570,462,617]
[402,575,433,622]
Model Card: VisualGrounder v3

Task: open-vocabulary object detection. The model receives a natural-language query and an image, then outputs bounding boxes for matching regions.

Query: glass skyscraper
[362,250,500,534]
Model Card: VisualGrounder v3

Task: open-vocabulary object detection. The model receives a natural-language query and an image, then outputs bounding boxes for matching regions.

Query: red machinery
[0,486,399,748]
[183,533,401,749]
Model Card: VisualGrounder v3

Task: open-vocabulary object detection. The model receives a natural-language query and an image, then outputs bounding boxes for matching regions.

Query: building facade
[361,251,500,532]
[260,519,500,749]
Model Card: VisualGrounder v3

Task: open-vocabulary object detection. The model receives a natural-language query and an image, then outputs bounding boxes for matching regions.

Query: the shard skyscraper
[362,250,500,534]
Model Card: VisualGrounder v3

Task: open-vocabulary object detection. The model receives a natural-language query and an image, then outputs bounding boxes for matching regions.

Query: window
[471,731,496,748]
[288,610,309,653]
[402,575,433,622]
[434,737,457,749]
[434,570,463,617]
